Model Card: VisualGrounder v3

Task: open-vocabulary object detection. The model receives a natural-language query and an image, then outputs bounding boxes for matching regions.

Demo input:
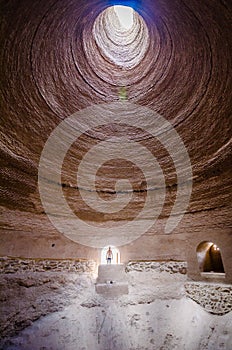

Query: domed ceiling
[0,0,231,258]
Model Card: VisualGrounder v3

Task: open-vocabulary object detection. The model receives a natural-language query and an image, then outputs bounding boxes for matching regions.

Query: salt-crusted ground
[0,271,231,350]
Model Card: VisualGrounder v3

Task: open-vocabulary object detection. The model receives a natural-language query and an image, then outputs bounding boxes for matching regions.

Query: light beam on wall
[114,5,134,30]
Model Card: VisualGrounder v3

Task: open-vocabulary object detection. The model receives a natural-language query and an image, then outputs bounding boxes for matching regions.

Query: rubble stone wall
[185,282,232,315]
[126,260,187,274]
[126,261,232,315]
[0,257,96,274]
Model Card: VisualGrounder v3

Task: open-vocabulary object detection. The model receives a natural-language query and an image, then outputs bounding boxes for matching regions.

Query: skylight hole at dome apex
[113,5,134,30]
[92,6,149,69]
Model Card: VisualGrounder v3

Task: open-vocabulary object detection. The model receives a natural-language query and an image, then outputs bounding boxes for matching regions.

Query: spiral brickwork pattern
[0,0,231,263]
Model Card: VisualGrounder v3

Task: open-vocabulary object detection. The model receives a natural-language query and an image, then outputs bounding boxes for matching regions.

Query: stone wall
[126,261,232,316]
[185,282,232,315]
[0,257,96,274]
[125,260,187,274]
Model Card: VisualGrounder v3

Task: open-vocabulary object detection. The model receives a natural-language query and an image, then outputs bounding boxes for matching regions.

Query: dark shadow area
[196,241,225,273]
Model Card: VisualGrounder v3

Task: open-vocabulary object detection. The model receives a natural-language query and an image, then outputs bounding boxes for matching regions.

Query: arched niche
[196,241,225,274]
[101,246,120,265]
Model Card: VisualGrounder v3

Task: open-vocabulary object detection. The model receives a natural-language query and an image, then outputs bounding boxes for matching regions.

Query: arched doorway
[101,246,120,265]
[196,241,225,273]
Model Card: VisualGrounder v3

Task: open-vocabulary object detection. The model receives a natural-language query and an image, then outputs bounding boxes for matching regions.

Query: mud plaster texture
[0,263,231,350]
[0,0,232,278]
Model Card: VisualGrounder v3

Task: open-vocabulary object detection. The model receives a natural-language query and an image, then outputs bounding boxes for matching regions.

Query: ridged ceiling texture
[0,0,231,252]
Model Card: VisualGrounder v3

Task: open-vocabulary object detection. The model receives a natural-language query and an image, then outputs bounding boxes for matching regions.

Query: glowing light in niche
[114,5,134,30]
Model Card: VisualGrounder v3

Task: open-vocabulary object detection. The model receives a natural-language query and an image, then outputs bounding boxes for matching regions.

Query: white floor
[1,271,232,350]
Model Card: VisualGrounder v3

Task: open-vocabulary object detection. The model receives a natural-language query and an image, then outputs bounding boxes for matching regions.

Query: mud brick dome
[0,0,232,281]
[1,1,232,349]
